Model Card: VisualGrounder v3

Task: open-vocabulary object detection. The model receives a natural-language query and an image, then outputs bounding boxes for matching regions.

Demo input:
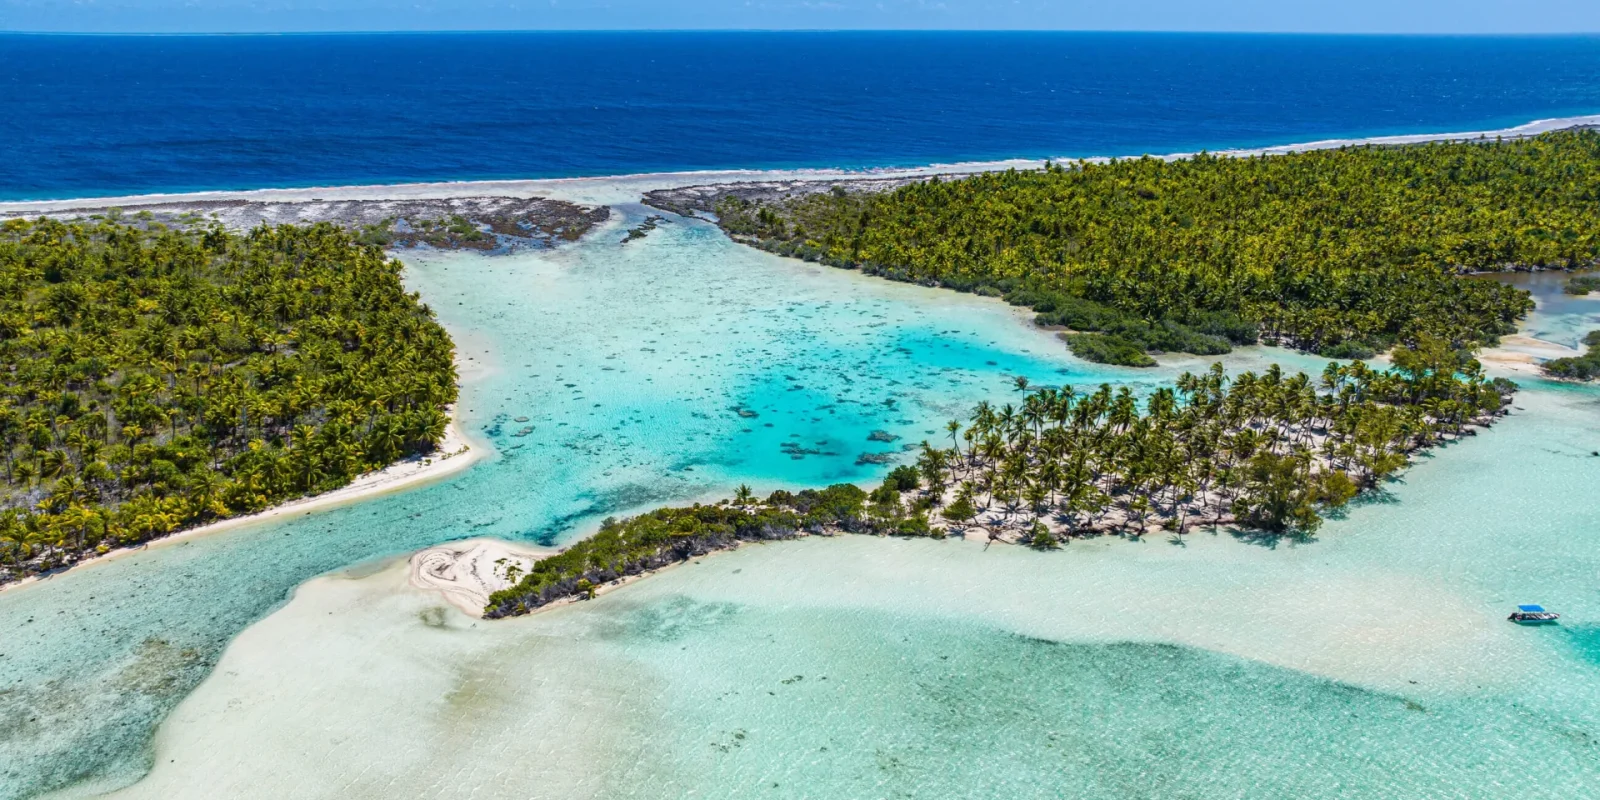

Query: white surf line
[2,114,1596,213]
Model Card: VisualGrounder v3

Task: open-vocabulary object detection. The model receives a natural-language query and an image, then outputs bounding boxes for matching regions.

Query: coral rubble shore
[0,195,610,253]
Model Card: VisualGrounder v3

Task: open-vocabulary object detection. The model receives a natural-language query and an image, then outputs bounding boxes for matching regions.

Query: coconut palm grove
[1,133,1594,589]
[713,132,1600,365]
[0,218,458,582]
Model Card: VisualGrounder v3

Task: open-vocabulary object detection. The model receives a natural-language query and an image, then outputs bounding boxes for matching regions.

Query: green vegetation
[483,484,888,617]
[907,336,1510,541]
[712,133,1600,365]
[0,218,458,582]
[486,338,1512,617]
[1543,330,1600,380]
[1565,274,1600,295]
[395,215,495,250]
[356,215,505,251]
[1059,332,1156,367]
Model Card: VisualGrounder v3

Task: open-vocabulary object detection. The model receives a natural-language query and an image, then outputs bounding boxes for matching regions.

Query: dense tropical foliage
[713,133,1600,364]
[483,484,874,617]
[909,337,1513,543]
[487,338,1513,617]
[0,218,458,582]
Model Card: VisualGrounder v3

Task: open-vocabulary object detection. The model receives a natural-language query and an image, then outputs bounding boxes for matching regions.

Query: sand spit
[408,538,552,615]
[1479,333,1586,377]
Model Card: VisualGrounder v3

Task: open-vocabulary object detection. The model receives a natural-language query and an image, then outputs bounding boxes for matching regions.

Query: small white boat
[1508,604,1560,624]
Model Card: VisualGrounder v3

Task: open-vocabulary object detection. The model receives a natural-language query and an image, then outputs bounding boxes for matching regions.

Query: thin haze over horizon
[1,0,1598,34]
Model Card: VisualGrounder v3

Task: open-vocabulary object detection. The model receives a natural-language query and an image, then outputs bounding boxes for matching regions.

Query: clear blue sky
[1,0,1597,34]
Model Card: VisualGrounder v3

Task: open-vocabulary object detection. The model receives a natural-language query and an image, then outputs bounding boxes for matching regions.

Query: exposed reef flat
[642,174,974,218]
[0,196,610,253]
[620,214,668,244]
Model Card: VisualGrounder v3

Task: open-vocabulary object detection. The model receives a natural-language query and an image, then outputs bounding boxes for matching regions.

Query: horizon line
[4,29,1599,37]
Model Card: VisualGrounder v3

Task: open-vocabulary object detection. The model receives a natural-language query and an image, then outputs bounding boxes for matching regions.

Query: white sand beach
[1478,332,1586,377]
[1,319,503,596]
[408,537,553,615]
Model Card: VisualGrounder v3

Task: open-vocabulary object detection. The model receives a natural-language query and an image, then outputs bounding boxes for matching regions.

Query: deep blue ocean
[2,32,1600,200]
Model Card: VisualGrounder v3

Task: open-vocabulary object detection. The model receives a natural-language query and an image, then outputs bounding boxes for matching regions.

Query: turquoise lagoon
[101,380,1600,800]
[2,201,1598,799]
[2,201,1206,798]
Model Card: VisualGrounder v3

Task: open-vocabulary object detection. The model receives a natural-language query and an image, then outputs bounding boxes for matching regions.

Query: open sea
[4,32,1600,200]
[1,31,1599,800]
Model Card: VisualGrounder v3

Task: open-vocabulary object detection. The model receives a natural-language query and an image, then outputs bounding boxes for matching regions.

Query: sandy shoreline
[3,327,501,597]
[408,481,748,617]
[1478,332,1586,377]
[0,247,508,597]
[408,537,554,615]
[416,536,763,620]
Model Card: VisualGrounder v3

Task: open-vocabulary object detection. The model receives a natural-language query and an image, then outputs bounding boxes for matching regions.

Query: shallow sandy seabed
[101,378,1600,799]
[1478,333,1585,377]
[105,517,1600,798]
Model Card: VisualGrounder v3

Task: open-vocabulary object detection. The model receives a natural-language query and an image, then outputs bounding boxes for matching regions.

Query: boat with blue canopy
[1508,604,1560,624]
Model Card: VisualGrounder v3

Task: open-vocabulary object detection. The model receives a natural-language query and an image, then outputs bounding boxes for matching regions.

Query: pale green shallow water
[3,199,1599,799]
[94,382,1600,800]
[0,201,1297,798]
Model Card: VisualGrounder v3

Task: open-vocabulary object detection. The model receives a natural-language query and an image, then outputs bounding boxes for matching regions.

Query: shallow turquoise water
[3,204,1598,799]
[573,607,1599,800]
[101,376,1600,800]
[1487,271,1600,348]
[0,206,1204,798]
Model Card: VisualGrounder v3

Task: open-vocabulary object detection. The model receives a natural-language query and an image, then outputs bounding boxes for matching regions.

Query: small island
[0,218,460,585]
[485,337,1513,618]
